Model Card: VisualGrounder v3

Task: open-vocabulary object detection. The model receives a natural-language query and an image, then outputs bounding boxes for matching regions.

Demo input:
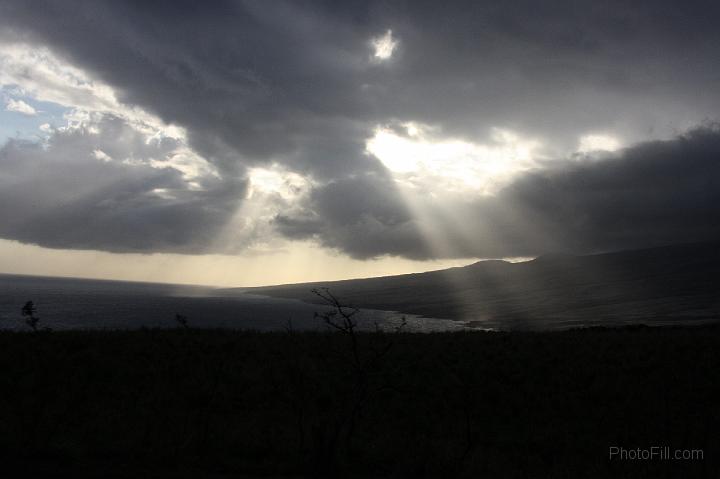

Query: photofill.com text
[609,446,703,461]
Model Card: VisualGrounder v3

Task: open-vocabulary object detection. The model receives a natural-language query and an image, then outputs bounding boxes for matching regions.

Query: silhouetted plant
[283,317,295,334]
[307,288,408,475]
[313,287,361,364]
[394,315,408,333]
[174,313,189,330]
[21,300,40,332]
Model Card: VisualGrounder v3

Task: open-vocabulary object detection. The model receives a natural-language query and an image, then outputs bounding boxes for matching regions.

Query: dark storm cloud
[0,0,383,178]
[276,125,720,259]
[275,171,435,258]
[3,0,720,166]
[0,116,245,253]
[493,125,720,256]
[0,1,719,257]
[373,0,720,142]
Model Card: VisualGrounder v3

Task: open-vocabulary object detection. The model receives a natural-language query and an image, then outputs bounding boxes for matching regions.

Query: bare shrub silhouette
[21,301,40,331]
[174,313,189,330]
[296,287,408,475]
[313,288,361,363]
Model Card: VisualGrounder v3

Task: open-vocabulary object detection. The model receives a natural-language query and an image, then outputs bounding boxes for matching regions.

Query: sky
[0,0,719,286]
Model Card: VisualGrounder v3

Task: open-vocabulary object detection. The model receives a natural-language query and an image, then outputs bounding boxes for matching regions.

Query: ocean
[0,273,467,332]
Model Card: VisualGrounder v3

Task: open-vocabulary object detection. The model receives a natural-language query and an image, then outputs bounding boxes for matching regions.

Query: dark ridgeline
[248,240,720,329]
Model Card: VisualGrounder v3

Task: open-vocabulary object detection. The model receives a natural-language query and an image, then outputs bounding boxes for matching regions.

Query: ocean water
[0,274,467,332]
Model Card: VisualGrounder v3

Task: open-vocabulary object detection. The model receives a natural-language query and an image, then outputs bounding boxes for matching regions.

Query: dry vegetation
[0,324,717,478]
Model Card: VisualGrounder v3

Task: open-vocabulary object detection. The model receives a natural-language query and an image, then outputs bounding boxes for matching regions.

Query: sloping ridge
[246,241,720,329]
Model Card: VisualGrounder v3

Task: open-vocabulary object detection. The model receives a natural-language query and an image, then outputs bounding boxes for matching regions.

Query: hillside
[246,241,720,329]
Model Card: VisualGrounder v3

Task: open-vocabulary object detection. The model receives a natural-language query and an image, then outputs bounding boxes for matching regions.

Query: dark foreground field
[0,326,718,478]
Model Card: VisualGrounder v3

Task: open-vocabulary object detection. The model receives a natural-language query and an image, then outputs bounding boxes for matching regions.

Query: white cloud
[93,149,112,162]
[149,146,219,182]
[0,42,186,140]
[371,30,398,60]
[246,164,312,201]
[578,134,621,153]
[0,41,220,184]
[366,123,540,195]
[5,98,37,115]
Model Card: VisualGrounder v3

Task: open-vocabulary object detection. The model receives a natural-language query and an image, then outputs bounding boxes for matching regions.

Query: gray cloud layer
[0,116,245,253]
[278,126,720,259]
[0,1,719,258]
[3,1,720,162]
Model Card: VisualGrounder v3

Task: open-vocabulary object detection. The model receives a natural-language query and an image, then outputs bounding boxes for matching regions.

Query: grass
[0,325,717,477]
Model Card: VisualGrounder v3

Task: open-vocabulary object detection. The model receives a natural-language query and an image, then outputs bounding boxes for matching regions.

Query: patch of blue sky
[0,86,70,144]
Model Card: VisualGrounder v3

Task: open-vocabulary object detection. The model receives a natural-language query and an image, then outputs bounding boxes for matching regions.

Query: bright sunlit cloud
[5,98,37,115]
[0,42,219,184]
[92,149,112,162]
[246,164,311,201]
[203,164,315,256]
[0,42,188,140]
[366,122,541,195]
[371,30,398,60]
[578,134,621,153]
